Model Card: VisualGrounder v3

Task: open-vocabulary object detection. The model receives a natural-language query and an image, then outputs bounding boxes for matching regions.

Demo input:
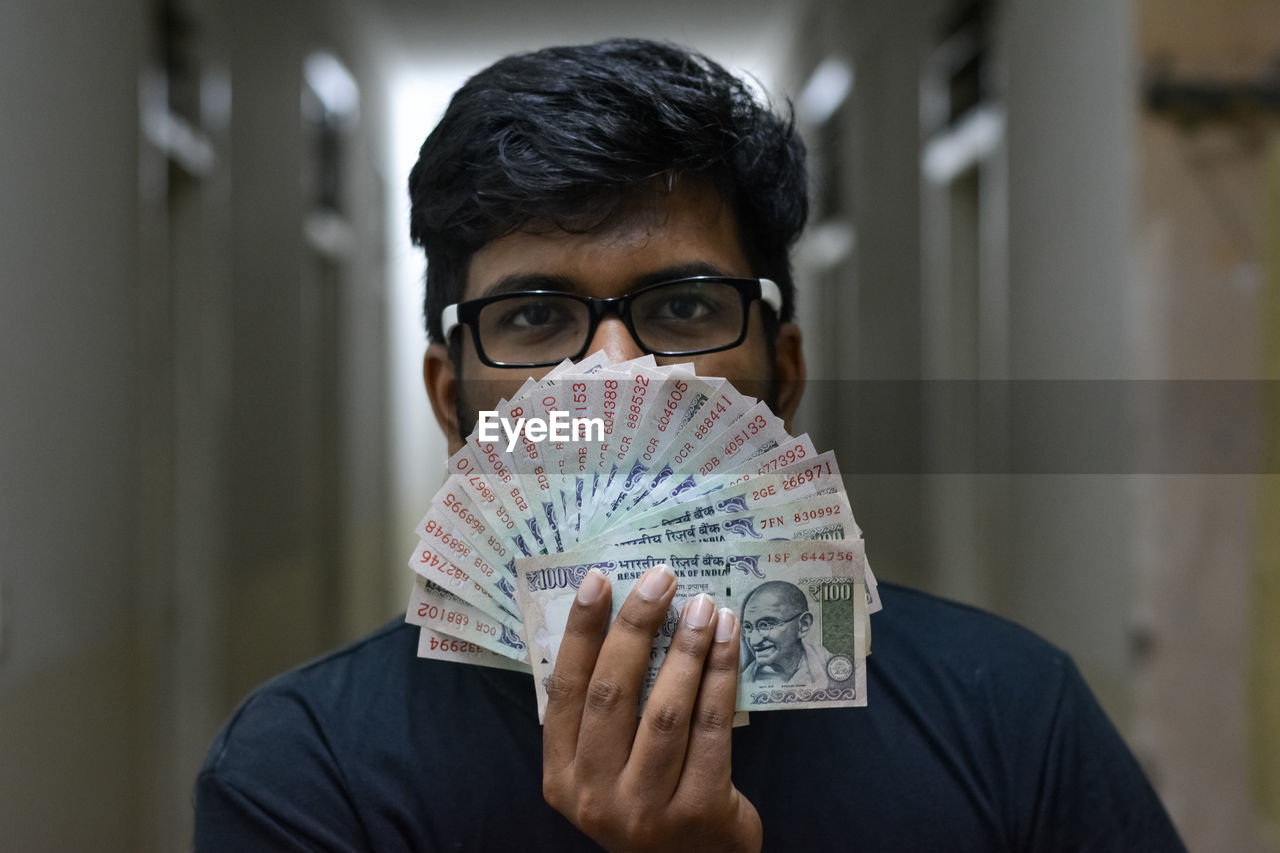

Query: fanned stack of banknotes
[406,352,881,721]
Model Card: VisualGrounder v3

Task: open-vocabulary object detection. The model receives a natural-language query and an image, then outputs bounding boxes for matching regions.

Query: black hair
[407,38,808,344]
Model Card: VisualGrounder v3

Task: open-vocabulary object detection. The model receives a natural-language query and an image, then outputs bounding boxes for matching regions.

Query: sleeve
[193,690,370,852]
[1017,658,1186,852]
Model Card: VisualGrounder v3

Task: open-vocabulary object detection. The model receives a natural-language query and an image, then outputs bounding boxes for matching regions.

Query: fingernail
[714,607,736,643]
[637,563,675,600]
[577,569,607,605]
[684,593,714,629]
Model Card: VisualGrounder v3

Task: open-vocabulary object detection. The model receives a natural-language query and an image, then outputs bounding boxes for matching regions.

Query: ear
[797,611,813,638]
[423,343,464,453]
[773,322,806,430]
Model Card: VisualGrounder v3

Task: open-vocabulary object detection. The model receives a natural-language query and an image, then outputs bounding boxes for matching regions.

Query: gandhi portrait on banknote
[740,580,832,688]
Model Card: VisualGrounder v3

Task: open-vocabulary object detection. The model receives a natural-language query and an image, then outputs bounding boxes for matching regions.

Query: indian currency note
[406,576,529,662]
[681,401,789,485]
[494,390,566,553]
[611,449,880,612]
[603,490,862,549]
[407,528,521,628]
[502,355,607,547]
[593,364,699,521]
[465,402,552,556]
[615,448,882,614]
[560,353,614,536]
[416,502,522,619]
[584,379,756,539]
[415,625,531,673]
[515,539,867,721]
[607,372,729,517]
[578,363,640,531]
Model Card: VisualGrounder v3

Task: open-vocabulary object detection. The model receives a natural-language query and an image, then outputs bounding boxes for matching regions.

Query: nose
[585,316,645,363]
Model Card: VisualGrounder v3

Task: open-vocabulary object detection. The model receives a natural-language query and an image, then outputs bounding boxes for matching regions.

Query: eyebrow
[478,261,733,300]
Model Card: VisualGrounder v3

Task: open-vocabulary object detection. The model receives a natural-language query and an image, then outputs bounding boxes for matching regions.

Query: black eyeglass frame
[741,611,805,635]
[439,276,783,369]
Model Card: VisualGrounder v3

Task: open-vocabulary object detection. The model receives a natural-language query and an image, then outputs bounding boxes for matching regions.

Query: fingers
[675,607,741,800]
[541,570,758,852]
[573,564,678,777]
[543,569,612,775]
[627,592,718,797]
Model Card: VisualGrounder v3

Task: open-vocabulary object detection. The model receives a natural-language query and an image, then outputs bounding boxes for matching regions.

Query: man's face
[742,588,810,669]
[423,181,805,452]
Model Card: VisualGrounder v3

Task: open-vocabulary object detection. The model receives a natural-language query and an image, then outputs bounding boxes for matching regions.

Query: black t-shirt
[195,583,1185,851]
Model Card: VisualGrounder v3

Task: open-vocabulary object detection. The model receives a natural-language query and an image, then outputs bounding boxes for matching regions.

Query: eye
[661,295,710,320]
[496,298,573,329]
[510,303,554,327]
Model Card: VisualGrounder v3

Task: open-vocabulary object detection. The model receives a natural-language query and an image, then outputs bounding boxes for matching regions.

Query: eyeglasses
[440,276,782,369]
[741,612,804,635]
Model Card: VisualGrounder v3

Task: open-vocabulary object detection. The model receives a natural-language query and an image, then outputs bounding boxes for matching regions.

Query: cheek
[456,341,552,418]
[687,343,773,400]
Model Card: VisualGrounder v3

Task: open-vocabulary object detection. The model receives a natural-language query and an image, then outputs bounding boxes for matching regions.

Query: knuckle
[666,799,702,830]
[575,793,613,837]
[541,774,566,812]
[544,672,577,704]
[585,677,628,712]
[620,812,659,848]
[646,701,685,736]
[693,703,734,733]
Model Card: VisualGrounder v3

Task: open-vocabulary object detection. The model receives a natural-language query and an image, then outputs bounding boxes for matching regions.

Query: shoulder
[196,620,549,849]
[203,620,417,768]
[195,621,421,848]
[871,581,1076,696]
[202,619,537,777]
[861,583,1184,850]
[868,582,1094,761]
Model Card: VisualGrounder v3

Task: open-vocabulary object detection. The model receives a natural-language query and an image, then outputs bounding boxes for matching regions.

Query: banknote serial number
[794,505,841,522]
[417,602,471,629]
[427,636,485,655]
[623,374,651,431]
[441,494,486,537]
[653,380,689,434]
[755,443,808,474]
[764,549,855,563]
[722,413,768,457]
[423,517,470,556]
[782,461,832,491]
[693,395,733,440]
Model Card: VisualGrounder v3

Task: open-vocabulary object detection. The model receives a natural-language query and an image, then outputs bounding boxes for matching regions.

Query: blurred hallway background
[2,0,1278,849]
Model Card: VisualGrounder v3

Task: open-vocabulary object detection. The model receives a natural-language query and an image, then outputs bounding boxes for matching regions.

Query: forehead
[463,181,751,301]
[744,589,787,616]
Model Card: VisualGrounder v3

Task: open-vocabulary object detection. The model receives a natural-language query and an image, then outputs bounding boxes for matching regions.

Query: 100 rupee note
[515,539,867,722]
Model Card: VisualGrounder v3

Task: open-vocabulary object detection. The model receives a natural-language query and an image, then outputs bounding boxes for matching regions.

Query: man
[195,39,1185,850]
[739,581,830,688]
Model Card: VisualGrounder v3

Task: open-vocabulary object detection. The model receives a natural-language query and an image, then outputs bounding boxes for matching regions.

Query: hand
[541,564,762,852]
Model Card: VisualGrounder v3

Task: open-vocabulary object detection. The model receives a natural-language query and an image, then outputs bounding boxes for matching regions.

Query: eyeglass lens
[742,613,801,634]
[474,280,746,365]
